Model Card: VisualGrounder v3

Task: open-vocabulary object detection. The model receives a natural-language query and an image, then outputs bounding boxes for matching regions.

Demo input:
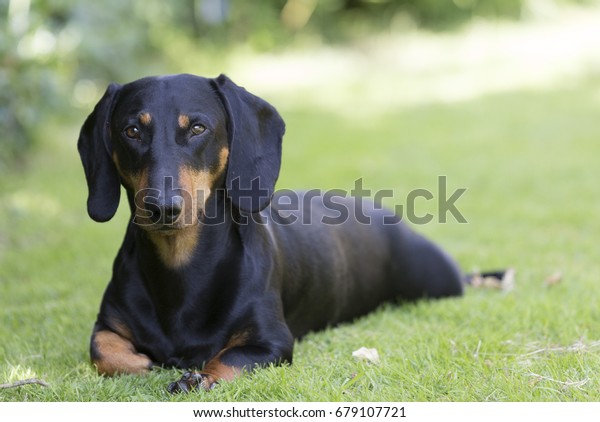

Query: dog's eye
[191,124,206,136]
[124,126,141,140]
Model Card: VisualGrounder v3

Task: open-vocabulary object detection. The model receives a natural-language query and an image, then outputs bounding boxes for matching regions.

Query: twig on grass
[473,340,482,359]
[523,340,600,357]
[527,372,589,390]
[0,378,49,389]
[481,339,600,358]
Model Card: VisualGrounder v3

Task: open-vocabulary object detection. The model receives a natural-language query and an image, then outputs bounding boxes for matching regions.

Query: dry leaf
[545,271,562,286]
[352,347,380,364]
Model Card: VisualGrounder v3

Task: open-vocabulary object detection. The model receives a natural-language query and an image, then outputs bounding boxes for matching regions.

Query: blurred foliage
[1,0,63,169]
[0,0,594,169]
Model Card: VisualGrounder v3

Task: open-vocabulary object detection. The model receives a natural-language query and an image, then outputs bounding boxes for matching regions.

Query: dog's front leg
[166,360,241,393]
[90,327,153,376]
[168,326,294,393]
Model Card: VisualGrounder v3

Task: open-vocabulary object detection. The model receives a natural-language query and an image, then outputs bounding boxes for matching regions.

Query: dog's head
[77,74,285,230]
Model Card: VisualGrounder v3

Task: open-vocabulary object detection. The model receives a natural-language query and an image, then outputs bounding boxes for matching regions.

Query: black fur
[78,73,464,392]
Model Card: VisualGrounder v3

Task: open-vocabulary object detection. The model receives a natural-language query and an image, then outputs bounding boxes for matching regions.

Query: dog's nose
[163,197,183,224]
[146,196,183,225]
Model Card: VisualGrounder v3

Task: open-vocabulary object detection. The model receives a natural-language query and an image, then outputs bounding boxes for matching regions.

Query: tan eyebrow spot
[139,112,152,126]
[217,147,229,175]
[178,114,190,129]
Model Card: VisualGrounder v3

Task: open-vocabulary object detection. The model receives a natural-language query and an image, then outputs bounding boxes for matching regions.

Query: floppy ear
[77,83,122,222]
[212,74,285,213]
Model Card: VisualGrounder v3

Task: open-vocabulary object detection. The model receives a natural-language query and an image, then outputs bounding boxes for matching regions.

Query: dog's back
[260,191,464,337]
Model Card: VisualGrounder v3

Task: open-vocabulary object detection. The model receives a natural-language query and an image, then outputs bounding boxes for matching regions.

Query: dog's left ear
[211,74,285,213]
[77,83,122,222]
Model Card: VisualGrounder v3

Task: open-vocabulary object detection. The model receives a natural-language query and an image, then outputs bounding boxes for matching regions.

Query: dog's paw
[167,371,218,394]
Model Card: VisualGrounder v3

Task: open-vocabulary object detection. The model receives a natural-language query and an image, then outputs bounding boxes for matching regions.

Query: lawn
[2,45,600,401]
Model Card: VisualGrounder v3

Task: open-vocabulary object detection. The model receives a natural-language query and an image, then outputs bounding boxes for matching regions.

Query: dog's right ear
[77,83,121,222]
[211,74,285,213]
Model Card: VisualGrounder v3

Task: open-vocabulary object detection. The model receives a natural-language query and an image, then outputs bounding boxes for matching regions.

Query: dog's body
[78,74,463,392]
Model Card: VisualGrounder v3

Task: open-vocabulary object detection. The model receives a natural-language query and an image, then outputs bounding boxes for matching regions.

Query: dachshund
[77,73,465,393]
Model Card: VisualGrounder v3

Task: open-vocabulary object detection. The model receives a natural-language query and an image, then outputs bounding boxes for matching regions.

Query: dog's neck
[146,226,201,269]
[128,189,234,269]
[124,190,245,310]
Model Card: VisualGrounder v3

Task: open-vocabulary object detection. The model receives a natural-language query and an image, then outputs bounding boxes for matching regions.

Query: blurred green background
[1,0,596,168]
[2,0,600,401]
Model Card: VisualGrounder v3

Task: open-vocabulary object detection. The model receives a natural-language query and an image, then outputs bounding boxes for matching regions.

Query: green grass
[2,73,600,402]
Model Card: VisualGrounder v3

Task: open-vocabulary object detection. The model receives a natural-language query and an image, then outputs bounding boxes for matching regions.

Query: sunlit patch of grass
[231,4,600,117]
[2,364,39,383]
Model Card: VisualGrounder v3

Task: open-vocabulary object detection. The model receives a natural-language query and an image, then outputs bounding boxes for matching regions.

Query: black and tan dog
[78,74,466,393]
